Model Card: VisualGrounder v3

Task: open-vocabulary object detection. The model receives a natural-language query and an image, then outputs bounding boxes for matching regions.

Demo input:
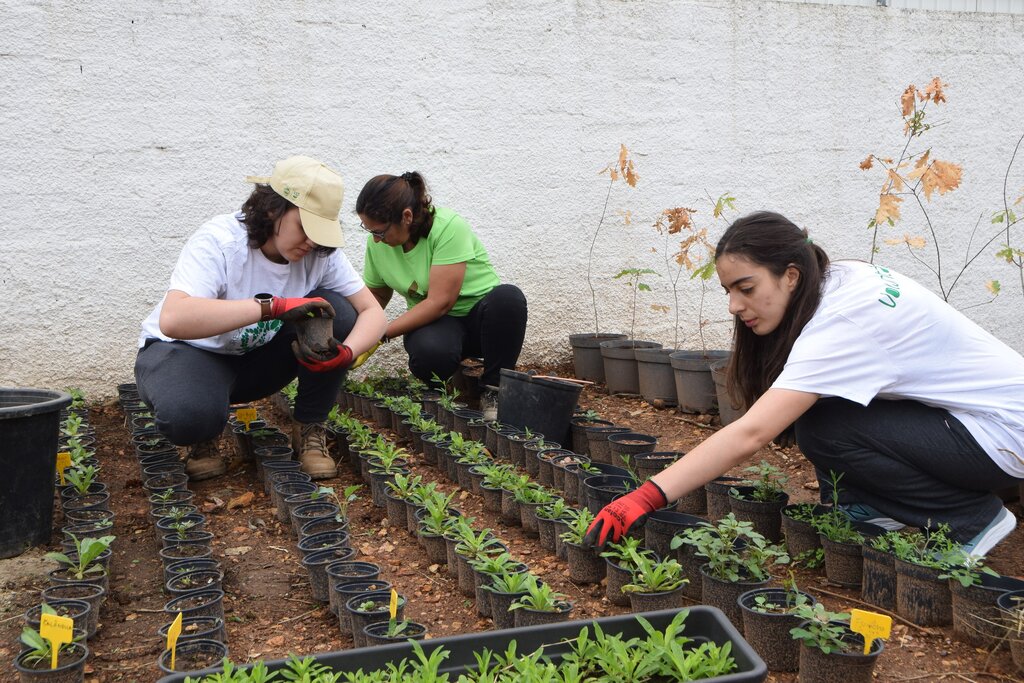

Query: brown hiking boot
[295,422,336,480]
[183,439,226,481]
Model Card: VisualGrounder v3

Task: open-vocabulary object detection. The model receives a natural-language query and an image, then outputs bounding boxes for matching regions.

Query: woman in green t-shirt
[356,172,527,416]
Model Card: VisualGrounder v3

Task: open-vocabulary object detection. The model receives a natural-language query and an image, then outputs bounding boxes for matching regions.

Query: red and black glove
[270,296,335,321]
[292,338,354,372]
[583,480,668,549]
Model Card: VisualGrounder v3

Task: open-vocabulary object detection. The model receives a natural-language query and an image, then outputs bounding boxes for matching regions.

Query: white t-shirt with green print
[138,212,364,355]
[773,260,1024,477]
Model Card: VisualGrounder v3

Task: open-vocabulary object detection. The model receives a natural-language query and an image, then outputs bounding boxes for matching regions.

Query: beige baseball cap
[246,156,345,247]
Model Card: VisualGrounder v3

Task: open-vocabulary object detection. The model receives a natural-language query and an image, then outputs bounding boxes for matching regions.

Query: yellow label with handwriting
[167,612,183,670]
[236,408,257,429]
[56,452,72,485]
[40,613,73,670]
[850,608,891,654]
[389,589,398,620]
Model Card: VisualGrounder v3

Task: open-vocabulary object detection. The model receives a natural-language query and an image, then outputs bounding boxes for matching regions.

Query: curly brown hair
[240,185,335,256]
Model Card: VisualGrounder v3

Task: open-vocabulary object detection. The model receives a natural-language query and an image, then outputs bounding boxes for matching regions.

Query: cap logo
[281,184,301,200]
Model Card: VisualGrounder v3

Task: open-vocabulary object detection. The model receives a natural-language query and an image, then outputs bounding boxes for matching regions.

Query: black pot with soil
[861,544,896,611]
[14,641,89,682]
[164,588,225,622]
[797,624,884,683]
[512,601,574,627]
[737,587,817,672]
[362,620,428,646]
[570,417,613,455]
[644,509,705,558]
[585,425,631,465]
[704,476,745,522]
[582,474,638,515]
[728,486,789,544]
[606,432,658,470]
[781,503,829,560]
[950,573,1024,647]
[157,638,229,675]
[626,585,687,612]
[565,541,606,584]
[345,591,406,648]
[699,564,769,627]
[895,558,952,626]
[157,615,226,645]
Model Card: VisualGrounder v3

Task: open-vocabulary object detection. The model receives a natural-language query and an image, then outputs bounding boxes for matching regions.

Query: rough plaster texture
[2,1,1023,396]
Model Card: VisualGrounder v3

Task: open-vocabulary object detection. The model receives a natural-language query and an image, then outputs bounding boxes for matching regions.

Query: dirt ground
[2,361,1022,682]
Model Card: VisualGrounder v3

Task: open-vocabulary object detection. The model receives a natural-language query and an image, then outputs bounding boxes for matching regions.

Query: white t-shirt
[773,260,1024,478]
[139,212,364,355]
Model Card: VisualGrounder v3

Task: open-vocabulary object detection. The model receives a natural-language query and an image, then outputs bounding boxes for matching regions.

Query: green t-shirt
[363,206,500,317]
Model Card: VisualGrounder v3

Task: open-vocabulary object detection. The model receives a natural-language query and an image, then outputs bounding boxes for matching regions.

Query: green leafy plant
[509,578,570,613]
[66,387,86,411]
[63,465,98,496]
[789,602,854,655]
[482,571,537,596]
[535,498,571,521]
[672,513,788,582]
[731,460,788,502]
[748,573,810,614]
[45,535,114,580]
[811,471,865,545]
[939,555,999,588]
[560,508,597,545]
[19,618,83,666]
[316,484,362,521]
[622,553,688,594]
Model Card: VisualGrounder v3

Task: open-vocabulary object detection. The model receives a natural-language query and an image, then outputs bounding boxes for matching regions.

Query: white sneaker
[962,506,1016,559]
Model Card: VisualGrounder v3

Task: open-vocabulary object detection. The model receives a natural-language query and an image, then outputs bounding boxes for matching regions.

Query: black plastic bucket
[496,370,583,445]
[1,388,72,558]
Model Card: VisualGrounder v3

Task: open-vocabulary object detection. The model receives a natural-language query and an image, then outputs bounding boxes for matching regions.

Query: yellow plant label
[389,588,398,620]
[850,608,891,654]
[166,612,183,670]
[56,452,72,485]
[40,612,73,670]
[236,407,257,429]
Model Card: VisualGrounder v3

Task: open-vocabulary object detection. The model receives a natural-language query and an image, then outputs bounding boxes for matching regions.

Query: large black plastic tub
[496,369,583,446]
[157,606,766,682]
[0,387,71,558]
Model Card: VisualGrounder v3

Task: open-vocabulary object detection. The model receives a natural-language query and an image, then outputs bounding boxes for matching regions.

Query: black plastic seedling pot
[156,606,766,682]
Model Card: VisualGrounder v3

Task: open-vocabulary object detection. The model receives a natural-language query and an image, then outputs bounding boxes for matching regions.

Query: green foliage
[731,460,788,502]
[559,508,597,545]
[789,603,853,655]
[19,619,83,666]
[45,535,114,580]
[509,578,570,613]
[671,514,788,582]
[64,465,98,495]
[621,553,688,594]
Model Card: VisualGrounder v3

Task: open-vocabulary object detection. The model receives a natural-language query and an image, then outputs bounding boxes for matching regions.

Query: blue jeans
[795,397,1020,542]
[134,288,356,445]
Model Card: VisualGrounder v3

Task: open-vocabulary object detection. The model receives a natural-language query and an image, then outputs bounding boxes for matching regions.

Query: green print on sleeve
[239,320,282,353]
[871,265,902,309]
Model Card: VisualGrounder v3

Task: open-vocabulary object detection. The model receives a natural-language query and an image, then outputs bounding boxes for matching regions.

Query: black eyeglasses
[360,221,391,238]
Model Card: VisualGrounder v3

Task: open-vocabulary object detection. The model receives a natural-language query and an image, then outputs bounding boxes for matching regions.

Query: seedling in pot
[749,572,810,614]
[315,484,362,522]
[64,465,99,496]
[19,617,84,667]
[672,513,788,582]
[731,460,788,502]
[61,414,85,438]
[536,498,572,521]
[939,555,999,588]
[793,548,825,569]
[789,602,853,654]
[66,387,87,412]
[431,372,461,411]
[812,471,865,545]
[600,535,655,569]
[510,578,571,612]
[483,570,538,596]
[46,535,115,581]
[560,508,597,545]
[622,553,688,594]
[469,552,523,575]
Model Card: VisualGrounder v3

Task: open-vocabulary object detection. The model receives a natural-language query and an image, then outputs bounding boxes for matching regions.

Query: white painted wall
[2,0,1023,396]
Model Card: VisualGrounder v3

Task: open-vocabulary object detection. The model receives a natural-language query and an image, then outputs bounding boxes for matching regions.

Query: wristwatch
[254,293,274,321]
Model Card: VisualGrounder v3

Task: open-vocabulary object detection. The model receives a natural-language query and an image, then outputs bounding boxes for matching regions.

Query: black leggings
[403,284,527,388]
[795,397,1020,542]
[134,288,357,446]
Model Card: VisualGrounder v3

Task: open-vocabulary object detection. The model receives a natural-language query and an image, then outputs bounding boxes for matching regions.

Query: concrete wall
[2,0,1023,396]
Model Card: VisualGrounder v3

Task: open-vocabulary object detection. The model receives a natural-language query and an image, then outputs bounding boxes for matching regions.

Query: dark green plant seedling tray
[157,606,767,682]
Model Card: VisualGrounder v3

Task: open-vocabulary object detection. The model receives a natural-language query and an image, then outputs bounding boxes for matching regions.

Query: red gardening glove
[270,296,335,321]
[583,480,668,549]
[293,339,354,372]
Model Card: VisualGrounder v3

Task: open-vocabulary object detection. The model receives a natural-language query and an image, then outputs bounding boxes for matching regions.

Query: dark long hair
[715,211,830,410]
[355,172,434,242]
[239,185,334,256]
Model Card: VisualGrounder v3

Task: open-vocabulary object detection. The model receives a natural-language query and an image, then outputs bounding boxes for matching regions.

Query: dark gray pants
[795,397,1020,542]
[404,284,527,388]
[134,288,356,446]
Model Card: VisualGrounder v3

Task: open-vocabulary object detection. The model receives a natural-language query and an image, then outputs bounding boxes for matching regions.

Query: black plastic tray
[157,606,767,682]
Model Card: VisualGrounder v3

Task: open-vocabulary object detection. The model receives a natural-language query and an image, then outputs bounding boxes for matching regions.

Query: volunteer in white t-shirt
[135,156,386,481]
[586,211,1023,559]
